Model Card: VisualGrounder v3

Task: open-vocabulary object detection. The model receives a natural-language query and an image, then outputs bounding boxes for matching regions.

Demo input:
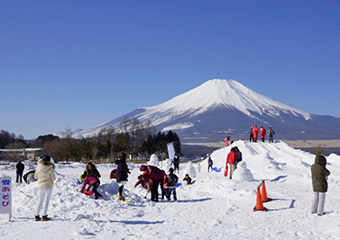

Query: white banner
[167,142,175,163]
[0,176,12,220]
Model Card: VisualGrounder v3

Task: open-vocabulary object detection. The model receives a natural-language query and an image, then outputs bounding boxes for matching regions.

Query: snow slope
[1,140,340,240]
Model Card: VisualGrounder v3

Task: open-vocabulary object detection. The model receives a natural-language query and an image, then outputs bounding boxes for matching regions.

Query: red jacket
[80,176,99,192]
[163,173,168,188]
[252,126,259,139]
[226,151,237,164]
[260,128,266,139]
[224,138,229,146]
[141,165,163,188]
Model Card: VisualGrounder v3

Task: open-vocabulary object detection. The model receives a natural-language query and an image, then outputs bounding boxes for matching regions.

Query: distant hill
[57,79,340,143]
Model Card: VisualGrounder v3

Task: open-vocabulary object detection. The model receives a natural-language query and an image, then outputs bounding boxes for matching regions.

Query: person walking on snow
[208,156,213,172]
[16,159,25,183]
[311,154,330,216]
[115,152,130,201]
[260,126,266,142]
[226,148,237,179]
[252,125,259,142]
[267,127,275,143]
[34,156,56,221]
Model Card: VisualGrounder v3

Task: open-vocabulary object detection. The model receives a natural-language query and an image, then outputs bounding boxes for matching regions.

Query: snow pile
[233,161,254,181]
[1,140,340,240]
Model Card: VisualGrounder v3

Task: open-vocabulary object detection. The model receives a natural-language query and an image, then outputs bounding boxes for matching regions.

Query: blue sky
[1,0,339,139]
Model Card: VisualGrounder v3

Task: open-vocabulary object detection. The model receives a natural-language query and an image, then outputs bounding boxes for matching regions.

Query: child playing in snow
[80,175,102,199]
[183,174,192,184]
[166,168,178,201]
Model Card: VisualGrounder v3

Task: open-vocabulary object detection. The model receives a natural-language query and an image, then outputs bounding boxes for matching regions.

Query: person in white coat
[34,156,56,221]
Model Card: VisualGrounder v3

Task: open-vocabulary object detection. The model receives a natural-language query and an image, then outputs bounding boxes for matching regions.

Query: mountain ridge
[57,79,340,142]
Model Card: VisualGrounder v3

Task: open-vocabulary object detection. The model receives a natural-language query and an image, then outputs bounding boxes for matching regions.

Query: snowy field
[1,140,340,240]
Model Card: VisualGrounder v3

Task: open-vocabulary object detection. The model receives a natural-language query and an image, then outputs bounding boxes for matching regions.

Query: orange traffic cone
[253,186,267,212]
[261,180,272,202]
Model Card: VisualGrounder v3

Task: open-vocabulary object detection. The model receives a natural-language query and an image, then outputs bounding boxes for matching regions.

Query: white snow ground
[1,140,339,240]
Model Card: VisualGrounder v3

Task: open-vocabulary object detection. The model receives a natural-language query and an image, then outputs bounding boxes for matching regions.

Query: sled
[212,167,221,172]
[176,183,182,188]
[83,190,94,196]
[110,168,117,179]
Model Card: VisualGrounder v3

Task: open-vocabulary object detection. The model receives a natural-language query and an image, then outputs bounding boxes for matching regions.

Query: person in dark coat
[173,154,180,173]
[234,147,242,169]
[249,127,253,142]
[311,154,330,216]
[115,152,130,201]
[208,156,213,172]
[167,168,178,200]
[16,160,25,183]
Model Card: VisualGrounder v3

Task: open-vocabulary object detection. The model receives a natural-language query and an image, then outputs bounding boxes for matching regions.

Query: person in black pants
[115,152,130,201]
[173,154,180,173]
[16,160,25,183]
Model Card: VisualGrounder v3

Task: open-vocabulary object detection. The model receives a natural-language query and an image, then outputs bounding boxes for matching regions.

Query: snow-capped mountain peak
[59,78,340,141]
[140,79,311,123]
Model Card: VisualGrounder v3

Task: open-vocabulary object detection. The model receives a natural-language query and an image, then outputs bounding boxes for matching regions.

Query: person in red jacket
[140,164,164,202]
[226,147,238,179]
[260,126,266,142]
[134,175,148,189]
[224,136,230,146]
[252,125,259,142]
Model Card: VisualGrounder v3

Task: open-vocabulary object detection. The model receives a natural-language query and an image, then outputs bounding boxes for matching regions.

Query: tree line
[0,118,181,163]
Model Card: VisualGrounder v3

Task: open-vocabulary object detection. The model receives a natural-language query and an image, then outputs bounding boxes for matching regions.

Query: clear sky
[1,0,339,139]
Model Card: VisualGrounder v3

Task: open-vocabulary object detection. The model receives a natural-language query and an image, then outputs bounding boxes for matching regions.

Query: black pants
[208,165,213,172]
[167,187,177,201]
[16,172,23,183]
[119,185,124,196]
[92,183,102,199]
[151,179,161,202]
[174,164,179,173]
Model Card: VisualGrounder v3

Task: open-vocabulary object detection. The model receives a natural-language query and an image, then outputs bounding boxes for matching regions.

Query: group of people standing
[250,125,275,143]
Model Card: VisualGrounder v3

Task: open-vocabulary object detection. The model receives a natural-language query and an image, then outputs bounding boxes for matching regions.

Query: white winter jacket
[34,162,56,189]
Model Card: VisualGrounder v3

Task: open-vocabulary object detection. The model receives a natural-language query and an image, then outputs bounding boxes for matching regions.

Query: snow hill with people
[1,140,340,239]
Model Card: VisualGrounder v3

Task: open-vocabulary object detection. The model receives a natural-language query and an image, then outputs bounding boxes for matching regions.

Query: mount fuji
[64,79,340,143]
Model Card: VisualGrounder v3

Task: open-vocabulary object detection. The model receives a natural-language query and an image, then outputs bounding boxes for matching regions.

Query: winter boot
[119,195,125,201]
[34,216,41,221]
[42,215,51,221]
